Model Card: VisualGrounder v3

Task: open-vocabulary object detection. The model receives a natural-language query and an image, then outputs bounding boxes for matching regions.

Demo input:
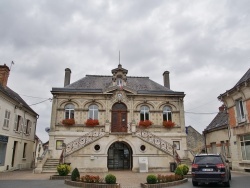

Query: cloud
[0,0,249,142]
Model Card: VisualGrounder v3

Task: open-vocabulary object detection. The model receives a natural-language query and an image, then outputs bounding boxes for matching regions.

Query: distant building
[0,64,38,171]
[218,68,250,171]
[35,64,190,173]
[186,126,205,155]
[203,106,231,164]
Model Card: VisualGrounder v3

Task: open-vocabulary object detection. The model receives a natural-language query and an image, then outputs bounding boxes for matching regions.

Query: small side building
[0,64,38,171]
[186,125,205,155]
[203,106,231,161]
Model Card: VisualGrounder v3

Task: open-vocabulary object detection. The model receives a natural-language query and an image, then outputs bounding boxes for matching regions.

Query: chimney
[64,68,71,87]
[163,71,170,89]
[219,105,225,112]
[0,64,10,87]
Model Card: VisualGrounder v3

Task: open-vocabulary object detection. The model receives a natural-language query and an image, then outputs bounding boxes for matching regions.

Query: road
[174,171,250,188]
[0,171,249,188]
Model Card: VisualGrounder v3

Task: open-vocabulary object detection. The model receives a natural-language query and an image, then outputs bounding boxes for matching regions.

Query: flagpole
[10,61,14,70]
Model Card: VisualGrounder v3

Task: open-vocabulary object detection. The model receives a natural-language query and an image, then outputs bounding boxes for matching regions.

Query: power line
[185,111,217,115]
[20,94,49,99]
[29,98,52,106]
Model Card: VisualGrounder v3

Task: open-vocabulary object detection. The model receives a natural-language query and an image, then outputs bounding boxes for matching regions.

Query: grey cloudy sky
[1,0,249,142]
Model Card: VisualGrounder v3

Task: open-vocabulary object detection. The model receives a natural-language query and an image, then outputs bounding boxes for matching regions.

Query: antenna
[10,61,14,70]
[119,51,120,65]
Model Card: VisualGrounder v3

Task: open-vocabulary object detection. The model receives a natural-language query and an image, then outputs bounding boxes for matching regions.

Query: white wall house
[0,64,38,171]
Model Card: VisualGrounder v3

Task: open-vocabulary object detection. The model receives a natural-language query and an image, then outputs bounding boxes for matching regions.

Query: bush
[81,175,101,183]
[57,164,71,176]
[182,164,189,175]
[105,174,116,184]
[71,168,80,181]
[174,164,189,176]
[147,174,157,184]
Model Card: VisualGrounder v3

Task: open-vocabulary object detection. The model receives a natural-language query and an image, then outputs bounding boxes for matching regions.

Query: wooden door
[111,103,127,132]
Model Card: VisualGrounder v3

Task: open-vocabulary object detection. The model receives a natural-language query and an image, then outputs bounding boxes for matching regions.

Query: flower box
[65,180,120,188]
[141,178,188,188]
[85,119,99,126]
[162,121,175,128]
[62,118,75,126]
[139,120,153,128]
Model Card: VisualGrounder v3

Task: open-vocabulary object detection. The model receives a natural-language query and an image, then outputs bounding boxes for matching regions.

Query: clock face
[118,93,122,98]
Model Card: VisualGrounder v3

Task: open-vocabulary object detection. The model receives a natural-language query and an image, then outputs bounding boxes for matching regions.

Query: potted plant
[162,120,175,128]
[139,120,153,128]
[62,118,75,126]
[85,118,99,126]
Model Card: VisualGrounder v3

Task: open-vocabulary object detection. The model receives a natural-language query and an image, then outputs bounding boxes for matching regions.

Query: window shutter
[20,116,24,133]
[23,119,27,134]
[14,115,18,131]
[28,121,32,135]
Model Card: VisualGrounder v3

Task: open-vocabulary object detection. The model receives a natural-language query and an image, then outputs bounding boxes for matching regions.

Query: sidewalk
[0,169,175,188]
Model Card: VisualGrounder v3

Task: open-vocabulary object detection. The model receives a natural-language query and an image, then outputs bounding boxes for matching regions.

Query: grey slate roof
[235,68,250,86]
[204,111,228,132]
[0,84,37,115]
[219,68,250,98]
[52,75,184,95]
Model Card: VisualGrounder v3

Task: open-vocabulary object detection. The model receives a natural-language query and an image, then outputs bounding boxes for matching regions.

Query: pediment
[104,85,136,95]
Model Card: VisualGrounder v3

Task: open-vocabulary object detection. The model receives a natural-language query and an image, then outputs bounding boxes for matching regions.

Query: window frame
[240,135,250,160]
[173,141,180,150]
[65,104,75,119]
[88,104,99,119]
[163,106,172,121]
[23,143,27,159]
[3,110,11,129]
[56,140,64,150]
[140,106,149,121]
[236,99,246,123]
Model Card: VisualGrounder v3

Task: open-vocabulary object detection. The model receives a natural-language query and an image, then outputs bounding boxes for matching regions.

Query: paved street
[0,170,250,188]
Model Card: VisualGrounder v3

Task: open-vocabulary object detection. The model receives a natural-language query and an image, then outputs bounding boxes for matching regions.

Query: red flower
[85,119,99,126]
[139,120,153,128]
[62,118,75,126]
[163,120,175,128]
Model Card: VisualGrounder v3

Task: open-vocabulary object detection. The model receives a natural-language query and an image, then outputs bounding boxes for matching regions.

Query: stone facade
[0,64,38,172]
[47,64,188,172]
[186,126,204,155]
[218,68,250,171]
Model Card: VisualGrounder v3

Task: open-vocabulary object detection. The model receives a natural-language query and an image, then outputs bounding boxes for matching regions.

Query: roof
[219,68,250,98]
[0,84,37,115]
[235,68,250,86]
[204,111,228,133]
[52,75,185,96]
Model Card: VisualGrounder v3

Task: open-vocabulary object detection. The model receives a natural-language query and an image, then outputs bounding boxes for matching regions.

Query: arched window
[140,106,149,121]
[88,104,98,119]
[163,106,172,121]
[65,104,74,119]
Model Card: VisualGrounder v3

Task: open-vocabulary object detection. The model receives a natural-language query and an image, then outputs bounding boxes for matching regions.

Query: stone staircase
[134,128,174,156]
[65,128,106,156]
[42,159,60,173]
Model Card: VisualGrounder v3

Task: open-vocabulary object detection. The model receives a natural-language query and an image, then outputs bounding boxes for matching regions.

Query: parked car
[191,154,231,187]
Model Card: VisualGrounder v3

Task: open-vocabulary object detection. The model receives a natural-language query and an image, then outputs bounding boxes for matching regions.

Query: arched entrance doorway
[107,142,132,170]
[111,103,127,132]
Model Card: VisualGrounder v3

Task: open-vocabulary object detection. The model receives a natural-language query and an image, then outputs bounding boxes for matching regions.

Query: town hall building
[38,64,189,173]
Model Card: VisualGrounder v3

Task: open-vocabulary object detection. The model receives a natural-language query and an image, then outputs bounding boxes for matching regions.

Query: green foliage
[57,164,71,176]
[157,174,184,183]
[71,168,80,181]
[146,174,157,184]
[174,164,189,176]
[182,164,189,175]
[105,174,116,184]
